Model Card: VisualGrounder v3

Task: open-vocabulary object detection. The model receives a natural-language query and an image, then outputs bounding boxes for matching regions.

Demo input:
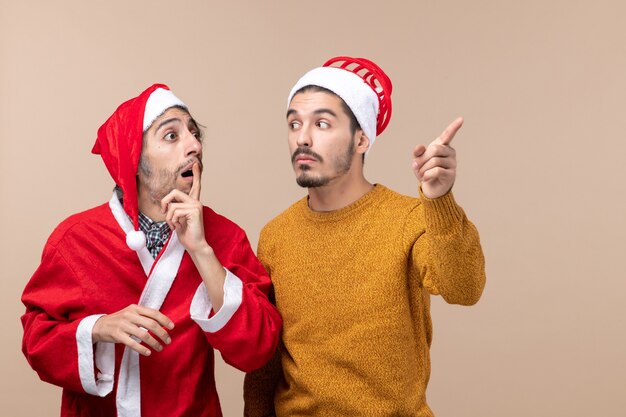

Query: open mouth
[181,169,193,178]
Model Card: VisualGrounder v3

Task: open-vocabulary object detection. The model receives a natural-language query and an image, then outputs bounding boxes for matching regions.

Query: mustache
[175,157,203,175]
[291,147,324,164]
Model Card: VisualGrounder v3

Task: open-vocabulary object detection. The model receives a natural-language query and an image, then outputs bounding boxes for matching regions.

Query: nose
[184,129,202,157]
[296,124,312,147]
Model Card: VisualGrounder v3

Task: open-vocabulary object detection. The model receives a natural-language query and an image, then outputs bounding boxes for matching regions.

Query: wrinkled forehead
[146,106,196,132]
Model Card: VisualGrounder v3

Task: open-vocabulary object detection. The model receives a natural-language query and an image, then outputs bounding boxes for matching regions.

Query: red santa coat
[21,194,282,417]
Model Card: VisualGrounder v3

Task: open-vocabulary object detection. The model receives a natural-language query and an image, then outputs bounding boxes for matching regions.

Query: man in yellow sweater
[244,56,486,416]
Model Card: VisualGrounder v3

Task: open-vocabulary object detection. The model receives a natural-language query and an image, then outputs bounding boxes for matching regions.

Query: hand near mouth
[181,159,202,179]
[161,163,205,251]
[161,162,226,311]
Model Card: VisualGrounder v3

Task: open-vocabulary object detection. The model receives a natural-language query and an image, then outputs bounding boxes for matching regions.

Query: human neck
[307,173,373,212]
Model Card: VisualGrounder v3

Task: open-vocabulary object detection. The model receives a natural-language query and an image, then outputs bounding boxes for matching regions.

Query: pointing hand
[412,117,463,199]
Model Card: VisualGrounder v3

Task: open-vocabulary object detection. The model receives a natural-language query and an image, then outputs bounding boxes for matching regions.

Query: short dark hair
[292,85,361,136]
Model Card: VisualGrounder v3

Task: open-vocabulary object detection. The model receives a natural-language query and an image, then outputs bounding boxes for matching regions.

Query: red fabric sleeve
[203,228,282,373]
[21,243,89,393]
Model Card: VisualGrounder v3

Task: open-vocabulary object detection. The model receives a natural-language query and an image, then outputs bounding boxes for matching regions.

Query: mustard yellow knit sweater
[244,184,485,417]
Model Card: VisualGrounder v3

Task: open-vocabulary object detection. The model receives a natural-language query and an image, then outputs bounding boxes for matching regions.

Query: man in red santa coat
[21,84,282,417]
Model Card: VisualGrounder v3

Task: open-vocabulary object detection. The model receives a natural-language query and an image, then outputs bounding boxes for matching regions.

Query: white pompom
[126,230,146,251]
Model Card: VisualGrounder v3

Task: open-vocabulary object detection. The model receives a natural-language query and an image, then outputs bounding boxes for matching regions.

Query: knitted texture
[244,184,486,417]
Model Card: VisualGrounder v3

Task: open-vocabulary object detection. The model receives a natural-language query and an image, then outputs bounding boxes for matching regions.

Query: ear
[355,131,370,155]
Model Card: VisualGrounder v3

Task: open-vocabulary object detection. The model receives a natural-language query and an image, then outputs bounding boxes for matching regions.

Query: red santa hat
[91,83,186,251]
[287,56,393,151]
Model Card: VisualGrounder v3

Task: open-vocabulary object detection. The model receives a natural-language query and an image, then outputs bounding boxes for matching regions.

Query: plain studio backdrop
[1,1,624,416]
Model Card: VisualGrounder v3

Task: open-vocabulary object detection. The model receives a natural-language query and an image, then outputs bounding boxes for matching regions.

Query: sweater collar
[299,184,388,222]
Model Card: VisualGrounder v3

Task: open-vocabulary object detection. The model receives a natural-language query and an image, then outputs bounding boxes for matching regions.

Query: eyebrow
[155,116,200,133]
[155,117,182,132]
[286,108,338,119]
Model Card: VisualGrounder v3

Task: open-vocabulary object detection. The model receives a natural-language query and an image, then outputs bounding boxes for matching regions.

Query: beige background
[2,1,625,416]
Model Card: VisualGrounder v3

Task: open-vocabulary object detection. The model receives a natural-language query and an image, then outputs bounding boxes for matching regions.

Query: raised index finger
[189,162,201,201]
[437,116,464,146]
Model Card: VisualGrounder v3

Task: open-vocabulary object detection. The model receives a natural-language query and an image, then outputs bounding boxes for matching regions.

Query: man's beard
[138,156,200,204]
[293,142,355,188]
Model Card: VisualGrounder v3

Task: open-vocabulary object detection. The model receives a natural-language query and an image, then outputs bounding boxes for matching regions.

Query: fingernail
[168,322,175,329]
[145,350,151,356]
[165,337,171,344]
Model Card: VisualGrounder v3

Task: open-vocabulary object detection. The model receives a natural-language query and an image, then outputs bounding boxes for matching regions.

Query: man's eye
[288,121,300,129]
[164,132,177,141]
[318,121,330,129]
[191,131,200,139]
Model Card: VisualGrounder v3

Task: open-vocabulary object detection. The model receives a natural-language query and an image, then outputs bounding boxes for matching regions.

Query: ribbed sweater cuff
[419,189,465,231]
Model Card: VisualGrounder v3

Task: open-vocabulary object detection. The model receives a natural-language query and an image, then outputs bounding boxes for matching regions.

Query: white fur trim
[288,66,379,150]
[76,314,115,397]
[190,269,243,333]
[143,88,186,132]
[126,230,146,251]
[108,192,186,417]
[116,349,141,417]
[116,234,185,417]
[109,193,153,275]
[137,232,185,308]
